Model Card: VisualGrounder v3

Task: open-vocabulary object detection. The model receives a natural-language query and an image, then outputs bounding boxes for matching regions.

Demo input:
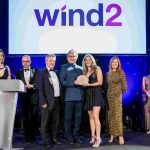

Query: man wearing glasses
[60,49,83,144]
[16,55,38,143]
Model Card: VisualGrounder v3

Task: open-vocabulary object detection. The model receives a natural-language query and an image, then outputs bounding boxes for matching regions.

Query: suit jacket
[15,67,38,105]
[37,67,62,110]
[59,63,83,101]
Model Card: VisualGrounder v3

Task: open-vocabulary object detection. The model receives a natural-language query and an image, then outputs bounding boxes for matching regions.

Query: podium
[0,80,25,150]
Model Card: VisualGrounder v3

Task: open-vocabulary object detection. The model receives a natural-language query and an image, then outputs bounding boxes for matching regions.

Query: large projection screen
[9,0,146,54]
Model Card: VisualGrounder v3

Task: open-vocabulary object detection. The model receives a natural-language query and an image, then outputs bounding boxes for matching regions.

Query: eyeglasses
[22,61,30,63]
[68,55,76,58]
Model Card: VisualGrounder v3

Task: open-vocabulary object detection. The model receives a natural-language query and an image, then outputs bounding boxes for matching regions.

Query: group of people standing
[0,49,128,148]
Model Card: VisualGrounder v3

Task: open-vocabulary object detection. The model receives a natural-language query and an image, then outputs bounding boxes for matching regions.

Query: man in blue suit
[60,49,83,144]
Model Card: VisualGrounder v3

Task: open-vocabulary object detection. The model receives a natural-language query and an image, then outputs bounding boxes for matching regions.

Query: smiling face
[84,56,93,67]
[111,58,119,70]
[0,52,4,64]
[45,56,56,69]
[22,56,31,69]
[67,52,78,64]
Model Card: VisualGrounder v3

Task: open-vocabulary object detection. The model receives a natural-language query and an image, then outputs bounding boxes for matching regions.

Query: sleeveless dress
[143,75,150,130]
[84,72,104,110]
[0,65,9,79]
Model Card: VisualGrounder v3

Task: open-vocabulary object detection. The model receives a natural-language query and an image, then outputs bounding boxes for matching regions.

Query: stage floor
[12,131,150,150]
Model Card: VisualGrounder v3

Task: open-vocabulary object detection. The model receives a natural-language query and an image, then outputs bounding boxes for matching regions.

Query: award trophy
[76,75,89,85]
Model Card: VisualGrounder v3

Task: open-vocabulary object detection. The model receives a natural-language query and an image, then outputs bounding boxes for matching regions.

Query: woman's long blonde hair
[82,54,97,75]
[108,56,122,75]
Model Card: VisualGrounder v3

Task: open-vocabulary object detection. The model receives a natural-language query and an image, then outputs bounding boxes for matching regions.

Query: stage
[0,0,150,149]
[13,131,150,150]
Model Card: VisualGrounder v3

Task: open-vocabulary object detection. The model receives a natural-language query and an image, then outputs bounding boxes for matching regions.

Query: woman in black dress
[0,49,11,79]
[82,54,103,148]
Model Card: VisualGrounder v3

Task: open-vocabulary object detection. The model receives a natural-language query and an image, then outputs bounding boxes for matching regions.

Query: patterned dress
[106,71,127,136]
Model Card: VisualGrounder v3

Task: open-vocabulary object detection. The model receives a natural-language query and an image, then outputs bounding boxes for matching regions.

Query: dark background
[0,0,150,132]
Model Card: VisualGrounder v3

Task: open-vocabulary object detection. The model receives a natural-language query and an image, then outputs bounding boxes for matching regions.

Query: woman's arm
[7,66,11,79]
[142,76,149,96]
[121,71,127,92]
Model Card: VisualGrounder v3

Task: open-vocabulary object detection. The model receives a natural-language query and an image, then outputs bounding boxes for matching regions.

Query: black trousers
[40,99,60,144]
[20,100,38,141]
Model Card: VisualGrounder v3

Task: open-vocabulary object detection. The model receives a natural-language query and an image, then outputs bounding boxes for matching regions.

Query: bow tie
[49,69,54,72]
[24,68,29,72]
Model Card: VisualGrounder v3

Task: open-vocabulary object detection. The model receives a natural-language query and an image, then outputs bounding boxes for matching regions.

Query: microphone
[10,72,16,79]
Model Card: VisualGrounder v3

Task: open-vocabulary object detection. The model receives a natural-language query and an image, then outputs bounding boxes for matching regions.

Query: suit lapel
[54,69,58,76]
[29,67,35,83]
[20,69,26,84]
[54,69,63,100]
[44,68,53,86]
[73,64,81,76]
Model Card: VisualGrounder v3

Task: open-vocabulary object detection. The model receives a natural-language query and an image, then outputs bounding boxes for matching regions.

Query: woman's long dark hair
[0,49,5,64]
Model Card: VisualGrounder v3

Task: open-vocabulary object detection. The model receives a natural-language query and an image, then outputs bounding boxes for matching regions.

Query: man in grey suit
[59,49,83,144]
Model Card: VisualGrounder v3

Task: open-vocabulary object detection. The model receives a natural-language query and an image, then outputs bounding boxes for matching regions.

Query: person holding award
[81,54,103,148]
[59,49,83,144]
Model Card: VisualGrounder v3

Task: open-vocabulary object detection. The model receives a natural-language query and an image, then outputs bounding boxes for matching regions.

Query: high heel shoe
[108,135,114,143]
[89,136,95,144]
[92,138,102,148]
[108,138,114,143]
[119,136,124,145]
[146,130,150,134]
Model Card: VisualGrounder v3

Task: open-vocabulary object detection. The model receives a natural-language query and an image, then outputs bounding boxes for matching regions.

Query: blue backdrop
[0,0,150,129]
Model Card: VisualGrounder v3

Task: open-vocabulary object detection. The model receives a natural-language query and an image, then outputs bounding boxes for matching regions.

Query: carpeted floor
[12,131,150,150]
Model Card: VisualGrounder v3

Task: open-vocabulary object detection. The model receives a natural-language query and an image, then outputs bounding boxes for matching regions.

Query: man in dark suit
[59,49,83,144]
[15,55,38,143]
[37,54,61,148]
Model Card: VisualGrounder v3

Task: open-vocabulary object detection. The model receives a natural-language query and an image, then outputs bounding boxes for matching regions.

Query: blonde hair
[108,56,122,75]
[82,54,97,75]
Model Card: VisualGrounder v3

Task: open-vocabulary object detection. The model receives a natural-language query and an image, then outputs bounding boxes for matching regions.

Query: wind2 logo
[34,3,122,27]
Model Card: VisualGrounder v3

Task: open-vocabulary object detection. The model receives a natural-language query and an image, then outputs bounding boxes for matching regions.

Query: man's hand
[42,104,48,109]
[74,80,83,86]
[74,80,80,85]
[26,84,34,89]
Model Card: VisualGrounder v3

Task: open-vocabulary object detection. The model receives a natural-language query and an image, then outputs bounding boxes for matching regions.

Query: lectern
[0,80,25,150]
